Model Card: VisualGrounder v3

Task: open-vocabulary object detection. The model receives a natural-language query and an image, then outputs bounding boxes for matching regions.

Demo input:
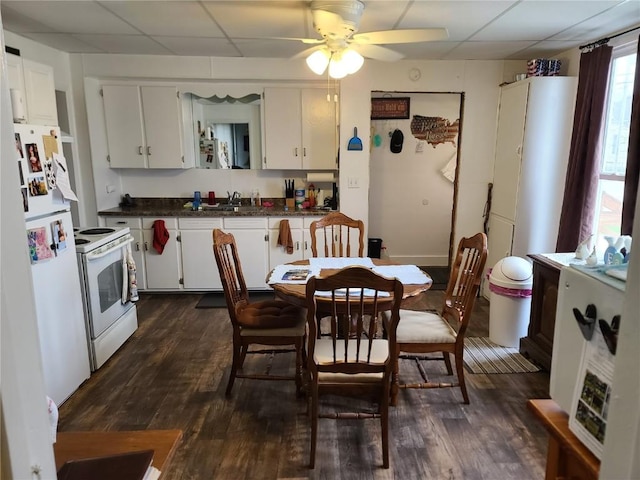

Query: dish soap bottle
[251,189,261,207]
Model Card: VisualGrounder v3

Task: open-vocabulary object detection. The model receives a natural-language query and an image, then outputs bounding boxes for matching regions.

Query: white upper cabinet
[263,87,337,170]
[102,85,185,169]
[7,54,58,126]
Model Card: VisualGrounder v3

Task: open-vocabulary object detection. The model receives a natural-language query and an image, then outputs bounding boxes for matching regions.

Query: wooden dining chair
[387,232,487,405]
[309,212,365,257]
[310,212,366,338]
[212,228,306,397]
[304,266,403,469]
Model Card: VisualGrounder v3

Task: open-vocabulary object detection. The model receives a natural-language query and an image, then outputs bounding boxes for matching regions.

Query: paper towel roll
[10,89,26,122]
[306,172,335,183]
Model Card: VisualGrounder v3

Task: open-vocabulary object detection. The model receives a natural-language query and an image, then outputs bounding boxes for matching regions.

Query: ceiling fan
[287,0,448,78]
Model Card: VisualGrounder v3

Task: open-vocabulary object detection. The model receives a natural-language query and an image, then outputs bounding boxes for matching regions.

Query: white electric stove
[74,226,137,371]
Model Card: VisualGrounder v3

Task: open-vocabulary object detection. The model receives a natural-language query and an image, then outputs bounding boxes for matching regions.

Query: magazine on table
[281,269,311,281]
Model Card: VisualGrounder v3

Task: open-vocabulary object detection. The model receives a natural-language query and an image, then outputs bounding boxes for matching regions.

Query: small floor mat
[463,337,540,374]
[195,291,276,309]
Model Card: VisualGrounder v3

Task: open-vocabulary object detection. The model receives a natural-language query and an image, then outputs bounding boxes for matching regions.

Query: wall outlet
[106,184,116,193]
[347,177,360,188]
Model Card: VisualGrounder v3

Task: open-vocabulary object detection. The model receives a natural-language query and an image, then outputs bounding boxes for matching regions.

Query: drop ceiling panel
[0,6,56,33]
[444,41,539,60]
[203,1,310,39]
[103,1,224,37]
[548,1,640,41]
[400,1,518,41]
[1,1,140,35]
[356,1,412,32]
[73,34,173,55]
[152,36,238,57]
[387,42,464,60]
[21,33,105,53]
[513,40,589,59]
[231,39,310,58]
[471,1,626,41]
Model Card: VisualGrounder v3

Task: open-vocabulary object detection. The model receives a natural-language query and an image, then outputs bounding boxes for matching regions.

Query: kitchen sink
[202,204,263,212]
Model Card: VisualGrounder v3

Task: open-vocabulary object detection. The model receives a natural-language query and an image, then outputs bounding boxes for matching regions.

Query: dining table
[267,257,433,311]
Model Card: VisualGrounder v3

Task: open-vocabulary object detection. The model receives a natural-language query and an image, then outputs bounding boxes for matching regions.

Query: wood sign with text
[371,97,410,119]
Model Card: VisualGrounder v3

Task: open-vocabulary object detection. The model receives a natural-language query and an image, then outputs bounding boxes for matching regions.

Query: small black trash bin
[368,238,382,258]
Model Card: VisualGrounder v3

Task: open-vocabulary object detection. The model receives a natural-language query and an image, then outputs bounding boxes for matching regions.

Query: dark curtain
[556,45,613,252]
[621,36,640,235]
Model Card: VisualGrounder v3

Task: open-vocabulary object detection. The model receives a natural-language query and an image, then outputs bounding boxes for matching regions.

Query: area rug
[195,291,276,309]
[463,337,540,374]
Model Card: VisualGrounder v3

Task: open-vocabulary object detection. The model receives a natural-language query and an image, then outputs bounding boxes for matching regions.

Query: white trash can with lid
[488,256,533,348]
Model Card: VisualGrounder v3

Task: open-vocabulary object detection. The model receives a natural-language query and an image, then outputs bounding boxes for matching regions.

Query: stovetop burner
[79,228,115,235]
[75,238,90,245]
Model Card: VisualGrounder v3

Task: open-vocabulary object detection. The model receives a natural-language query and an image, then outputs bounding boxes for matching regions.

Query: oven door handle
[85,236,133,261]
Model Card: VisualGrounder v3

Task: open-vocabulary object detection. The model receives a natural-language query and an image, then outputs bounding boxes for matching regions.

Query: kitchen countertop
[98,198,333,218]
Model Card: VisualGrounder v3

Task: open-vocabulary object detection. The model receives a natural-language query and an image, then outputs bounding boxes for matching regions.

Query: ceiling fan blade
[270,36,325,45]
[291,45,325,60]
[352,28,448,45]
[349,43,404,62]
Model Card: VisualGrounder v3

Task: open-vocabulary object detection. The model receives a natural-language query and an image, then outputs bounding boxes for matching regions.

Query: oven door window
[97,259,123,313]
[84,243,132,339]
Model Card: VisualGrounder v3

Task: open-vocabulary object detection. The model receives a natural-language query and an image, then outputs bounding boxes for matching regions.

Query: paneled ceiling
[1,0,639,60]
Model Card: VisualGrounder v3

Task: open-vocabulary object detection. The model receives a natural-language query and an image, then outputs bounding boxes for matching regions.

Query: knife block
[286,198,295,209]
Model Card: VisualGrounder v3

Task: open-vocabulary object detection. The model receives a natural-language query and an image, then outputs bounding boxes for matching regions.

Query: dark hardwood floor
[58,291,551,479]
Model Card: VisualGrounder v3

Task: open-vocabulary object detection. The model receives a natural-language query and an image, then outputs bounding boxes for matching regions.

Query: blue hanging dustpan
[347,127,363,151]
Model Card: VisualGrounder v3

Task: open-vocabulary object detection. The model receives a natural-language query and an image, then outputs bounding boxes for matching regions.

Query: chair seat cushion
[237,300,304,331]
[395,309,457,344]
[314,339,388,383]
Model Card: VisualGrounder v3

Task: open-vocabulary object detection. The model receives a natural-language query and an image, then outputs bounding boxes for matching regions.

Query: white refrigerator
[15,123,90,405]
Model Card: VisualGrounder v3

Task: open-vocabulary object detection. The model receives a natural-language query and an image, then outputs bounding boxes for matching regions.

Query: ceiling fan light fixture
[306,49,331,75]
[328,55,349,79]
[341,48,364,74]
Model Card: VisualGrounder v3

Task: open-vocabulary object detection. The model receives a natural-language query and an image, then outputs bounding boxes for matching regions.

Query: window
[593,43,637,246]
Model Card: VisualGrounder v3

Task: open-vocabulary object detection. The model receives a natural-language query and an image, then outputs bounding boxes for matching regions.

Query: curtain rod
[579,25,640,50]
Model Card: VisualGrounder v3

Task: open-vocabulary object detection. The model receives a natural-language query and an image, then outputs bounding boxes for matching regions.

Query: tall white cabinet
[262,88,337,170]
[6,54,58,126]
[102,85,185,169]
[484,77,578,296]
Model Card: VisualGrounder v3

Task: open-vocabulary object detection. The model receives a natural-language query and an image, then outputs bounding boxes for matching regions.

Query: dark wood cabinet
[520,254,564,371]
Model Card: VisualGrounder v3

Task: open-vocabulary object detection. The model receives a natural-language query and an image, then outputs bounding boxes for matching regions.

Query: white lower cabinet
[268,217,304,270]
[223,217,269,289]
[102,215,324,292]
[179,218,223,290]
[141,218,182,290]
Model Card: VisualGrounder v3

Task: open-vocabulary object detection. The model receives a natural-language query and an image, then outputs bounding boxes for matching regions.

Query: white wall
[369,92,460,265]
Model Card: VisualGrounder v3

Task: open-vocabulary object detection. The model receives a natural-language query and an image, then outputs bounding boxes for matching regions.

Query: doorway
[368,91,463,282]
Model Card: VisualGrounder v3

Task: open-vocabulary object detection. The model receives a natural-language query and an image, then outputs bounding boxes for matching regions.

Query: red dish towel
[152,220,170,254]
[277,219,294,254]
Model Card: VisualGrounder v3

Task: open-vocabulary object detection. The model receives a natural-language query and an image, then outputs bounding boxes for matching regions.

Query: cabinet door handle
[147,146,151,156]
[116,221,127,225]
[135,242,140,252]
[304,240,308,250]
[294,147,298,157]
[144,241,149,251]
[303,147,306,157]
[138,146,143,155]
[295,241,300,251]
